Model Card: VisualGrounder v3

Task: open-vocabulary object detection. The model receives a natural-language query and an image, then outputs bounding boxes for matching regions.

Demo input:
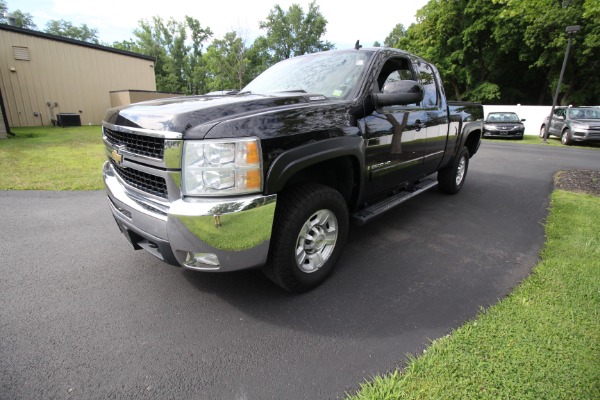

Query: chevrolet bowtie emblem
[111,149,123,164]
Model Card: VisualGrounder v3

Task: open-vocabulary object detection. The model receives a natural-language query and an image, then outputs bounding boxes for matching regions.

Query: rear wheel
[561,129,572,145]
[438,147,469,194]
[539,125,546,138]
[263,183,349,292]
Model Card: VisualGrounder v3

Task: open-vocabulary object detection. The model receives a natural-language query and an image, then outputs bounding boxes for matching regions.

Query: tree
[184,16,213,95]
[246,36,273,81]
[495,0,600,104]
[384,24,406,48]
[204,31,250,91]
[0,1,37,29]
[256,1,334,67]
[385,0,599,104]
[126,16,212,94]
[393,0,474,101]
[111,40,140,53]
[45,20,99,43]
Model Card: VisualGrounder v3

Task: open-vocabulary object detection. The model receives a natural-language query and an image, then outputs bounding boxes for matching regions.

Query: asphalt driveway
[1,141,598,399]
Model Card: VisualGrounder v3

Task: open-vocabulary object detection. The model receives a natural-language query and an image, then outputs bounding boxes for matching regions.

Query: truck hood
[103,93,333,137]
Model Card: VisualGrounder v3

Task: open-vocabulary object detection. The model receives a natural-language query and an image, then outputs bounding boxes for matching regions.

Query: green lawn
[347,190,600,400]
[484,135,600,149]
[0,126,105,190]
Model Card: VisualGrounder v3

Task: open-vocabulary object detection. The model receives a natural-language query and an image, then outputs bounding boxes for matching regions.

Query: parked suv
[540,106,600,145]
[483,112,525,140]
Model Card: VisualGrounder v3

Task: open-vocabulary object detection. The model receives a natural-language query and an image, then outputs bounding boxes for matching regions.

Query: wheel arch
[462,128,481,158]
[265,136,365,208]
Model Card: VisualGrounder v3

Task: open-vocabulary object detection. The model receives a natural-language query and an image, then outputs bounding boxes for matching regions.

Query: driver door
[362,56,429,198]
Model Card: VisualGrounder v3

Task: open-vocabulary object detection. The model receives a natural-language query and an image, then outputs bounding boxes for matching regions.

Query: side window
[376,57,417,106]
[377,57,416,93]
[416,62,440,107]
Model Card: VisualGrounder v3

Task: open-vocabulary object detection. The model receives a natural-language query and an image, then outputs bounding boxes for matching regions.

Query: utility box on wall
[57,113,81,127]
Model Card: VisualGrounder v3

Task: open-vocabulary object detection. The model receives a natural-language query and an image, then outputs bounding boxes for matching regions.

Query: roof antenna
[354,40,362,50]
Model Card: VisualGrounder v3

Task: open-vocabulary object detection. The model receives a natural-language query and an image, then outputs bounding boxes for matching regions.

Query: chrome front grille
[104,127,165,159]
[110,159,168,199]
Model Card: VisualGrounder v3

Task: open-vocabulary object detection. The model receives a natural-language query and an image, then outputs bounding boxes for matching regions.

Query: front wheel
[539,125,546,138]
[263,183,349,292]
[561,129,572,145]
[438,147,469,194]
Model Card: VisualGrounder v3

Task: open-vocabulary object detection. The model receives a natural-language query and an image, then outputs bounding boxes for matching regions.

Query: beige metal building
[0,24,159,130]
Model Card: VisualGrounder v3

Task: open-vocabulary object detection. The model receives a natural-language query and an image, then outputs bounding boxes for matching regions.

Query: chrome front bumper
[103,161,277,272]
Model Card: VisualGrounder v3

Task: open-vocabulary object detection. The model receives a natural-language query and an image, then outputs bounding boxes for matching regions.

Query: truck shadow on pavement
[179,188,528,340]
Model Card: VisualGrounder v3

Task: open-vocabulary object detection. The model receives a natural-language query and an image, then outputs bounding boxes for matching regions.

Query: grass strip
[347,190,600,400]
[483,135,600,149]
[0,126,105,190]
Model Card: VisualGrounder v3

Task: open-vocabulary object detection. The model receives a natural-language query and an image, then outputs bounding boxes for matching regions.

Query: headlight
[570,122,589,130]
[483,124,496,130]
[183,138,262,196]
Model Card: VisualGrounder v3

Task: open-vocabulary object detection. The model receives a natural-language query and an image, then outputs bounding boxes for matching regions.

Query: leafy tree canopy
[0,0,37,29]
[45,19,99,43]
[257,1,334,66]
[385,0,599,105]
[204,31,249,91]
[115,16,212,95]
[384,24,406,48]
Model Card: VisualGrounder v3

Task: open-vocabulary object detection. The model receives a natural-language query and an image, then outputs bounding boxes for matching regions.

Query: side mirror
[372,80,424,107]
[521,119,526,122]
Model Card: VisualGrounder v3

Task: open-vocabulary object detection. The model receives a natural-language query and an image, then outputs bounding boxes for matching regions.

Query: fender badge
[111,149,123,164]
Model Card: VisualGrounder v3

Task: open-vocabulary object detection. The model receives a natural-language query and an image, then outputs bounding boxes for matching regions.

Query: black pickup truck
[102,48,483,292]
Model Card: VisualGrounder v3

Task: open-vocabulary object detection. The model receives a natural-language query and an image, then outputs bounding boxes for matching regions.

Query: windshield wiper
[275,89,307,93]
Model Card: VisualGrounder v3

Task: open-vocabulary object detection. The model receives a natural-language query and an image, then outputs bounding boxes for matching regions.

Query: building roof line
[0,24,155,62]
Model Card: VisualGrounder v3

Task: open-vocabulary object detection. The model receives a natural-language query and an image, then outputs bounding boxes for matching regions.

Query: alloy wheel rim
[456,156,466,186]
[295,209,338,273]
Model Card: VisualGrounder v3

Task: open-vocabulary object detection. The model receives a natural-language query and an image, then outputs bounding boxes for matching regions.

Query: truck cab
[102,48,483,292]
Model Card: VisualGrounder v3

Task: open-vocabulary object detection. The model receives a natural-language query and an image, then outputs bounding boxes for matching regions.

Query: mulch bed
[555,170,600,197]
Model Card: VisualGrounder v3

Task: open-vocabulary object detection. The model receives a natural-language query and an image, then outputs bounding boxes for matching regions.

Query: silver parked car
[540,106,600,145]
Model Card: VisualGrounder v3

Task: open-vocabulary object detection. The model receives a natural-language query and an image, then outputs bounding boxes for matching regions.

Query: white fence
[483,105,552,136]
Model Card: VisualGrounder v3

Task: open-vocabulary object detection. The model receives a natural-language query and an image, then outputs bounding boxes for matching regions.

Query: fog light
[184,252,220,269]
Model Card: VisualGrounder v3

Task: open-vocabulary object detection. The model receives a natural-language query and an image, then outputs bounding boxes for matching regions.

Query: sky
[12,0,429,50]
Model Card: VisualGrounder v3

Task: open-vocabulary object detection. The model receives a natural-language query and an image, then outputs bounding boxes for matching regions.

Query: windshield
[486,112,520,123]
[568,108,600,119]
[241,51,374,100]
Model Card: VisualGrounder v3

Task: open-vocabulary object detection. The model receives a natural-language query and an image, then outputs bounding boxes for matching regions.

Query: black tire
[539,125,546,138]
[561,129,572,145]
[438,147,469,194]
[263,183,349,292]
